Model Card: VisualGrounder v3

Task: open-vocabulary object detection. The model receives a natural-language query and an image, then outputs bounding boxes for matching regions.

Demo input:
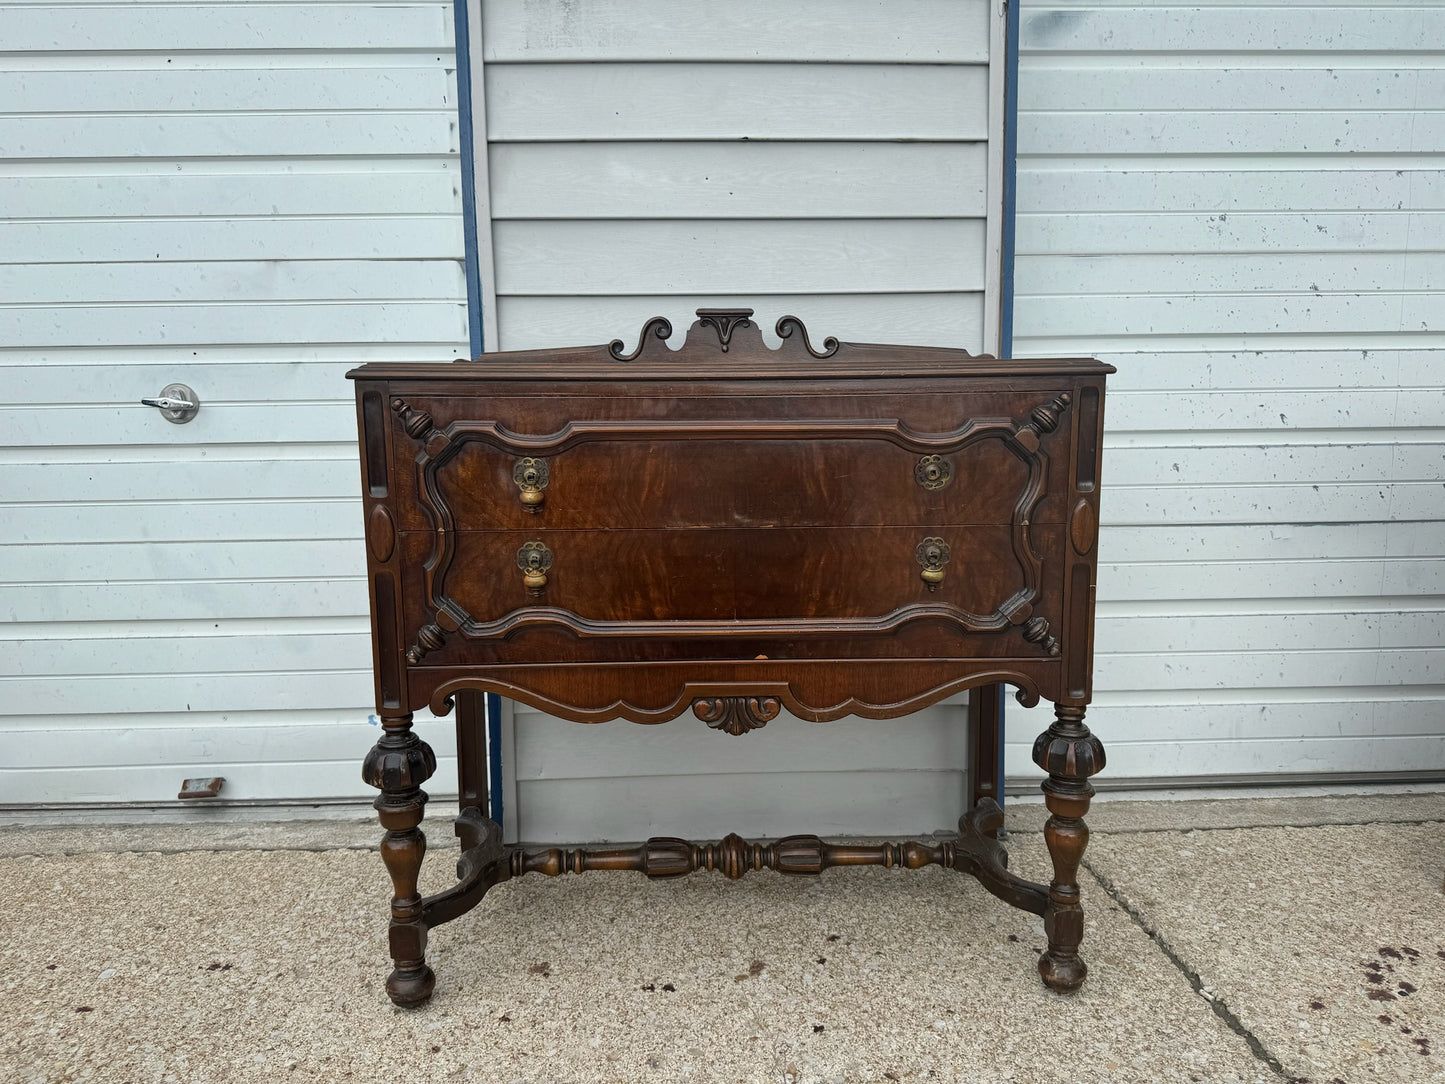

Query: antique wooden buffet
[348,310,1113,1006]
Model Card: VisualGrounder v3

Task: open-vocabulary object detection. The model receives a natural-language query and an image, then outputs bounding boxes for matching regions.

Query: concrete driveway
[2,791,1441,1083]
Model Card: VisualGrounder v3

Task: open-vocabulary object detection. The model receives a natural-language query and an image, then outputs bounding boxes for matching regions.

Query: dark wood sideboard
[348,310,1113,1007]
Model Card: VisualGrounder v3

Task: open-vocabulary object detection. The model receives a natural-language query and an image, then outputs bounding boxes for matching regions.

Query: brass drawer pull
[516,541,553,595]
[915,454,952,491]
[513,457,550,512]
[915,536,950,591]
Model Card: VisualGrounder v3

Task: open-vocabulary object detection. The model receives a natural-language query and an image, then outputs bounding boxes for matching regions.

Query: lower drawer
[406,524,1064,636]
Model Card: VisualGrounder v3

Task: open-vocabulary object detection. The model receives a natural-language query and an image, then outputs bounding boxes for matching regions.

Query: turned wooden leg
[1032,704,1105,993]
[363,713,438,1007]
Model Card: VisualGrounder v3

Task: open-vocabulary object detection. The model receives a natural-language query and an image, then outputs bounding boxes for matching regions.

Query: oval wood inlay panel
[369,504,396,563]
[1069,499,1098,556]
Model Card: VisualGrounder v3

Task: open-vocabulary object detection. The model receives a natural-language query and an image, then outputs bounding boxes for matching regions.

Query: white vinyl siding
[475,0,1004,841]
[1009,1,1445,782]
[0,2,468,804]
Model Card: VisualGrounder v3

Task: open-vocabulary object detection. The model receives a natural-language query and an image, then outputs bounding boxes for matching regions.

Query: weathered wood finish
[350,310,1113,1005]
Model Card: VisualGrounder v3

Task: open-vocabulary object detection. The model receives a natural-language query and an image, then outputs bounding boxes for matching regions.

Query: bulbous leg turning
[364,714,438,1007]
[1032,704,1105,994]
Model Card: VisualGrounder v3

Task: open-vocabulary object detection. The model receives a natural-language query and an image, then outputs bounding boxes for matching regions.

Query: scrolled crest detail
[775,314,839,358]
[609,316,673,361]
[603,309,844,364]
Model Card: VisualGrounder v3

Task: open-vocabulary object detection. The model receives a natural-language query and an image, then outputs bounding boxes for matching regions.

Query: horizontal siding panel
[1103,350,1444,392]
[0,758,438,806]
[0,167,460,220]
[2,719,385,772]
[1104,481,1445,526]
[0,402,351,446]
[0,65,450,113]
[497,294,986,353]
[1089,694,1445,742]
[489,142,989,220]
[1016,212,1445,254]
[1,670,373,716]
[1019,7,1445,53]
[0,458,356,504]
[1021,110,1445,156]
[0,301,466,349]
[1106,443,1445,487]
[493,220,987,296]
[1021,65,1445,113]
[513,708,967,781]
[1,113,457,160]
[1015,292,1438,338]
[481,0,990,64]
[0,541,362,585]
[0,580,367,623]
[2,359,446,404]
[1095,647,1445,690]
[516,772,968,843]
[1017,253,1445,296]
[0,498,357,543]
[1099,523,1445,563]
[1103,389,1445,432]
[4,631,371,679]
[1,0,465,806]
[0,217,463,263]
[1015,168,1444,214]
[0,3,452,52]
[1099,558,1445,600]
[484,63,989,142]
[0,261,463,305]
[1098,610,1445,655]
[1014,1,1445,782]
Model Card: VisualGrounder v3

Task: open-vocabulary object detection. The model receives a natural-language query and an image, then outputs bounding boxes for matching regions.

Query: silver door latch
[141,383,200,423]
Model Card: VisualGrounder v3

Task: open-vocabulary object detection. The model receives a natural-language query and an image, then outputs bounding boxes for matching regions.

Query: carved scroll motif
[774,314,838,358]
[608,316,673,361]
[692,695,782,736]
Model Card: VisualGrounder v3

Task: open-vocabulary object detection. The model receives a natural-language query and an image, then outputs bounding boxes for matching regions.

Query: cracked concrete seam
[1082,857,1296,1083]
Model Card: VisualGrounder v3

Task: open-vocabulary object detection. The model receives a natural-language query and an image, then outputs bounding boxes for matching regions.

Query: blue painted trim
[997,0,1022,810]
[453,0,484,357]
[1000,0,1020,360]
[454,0,499,826]
[485,692,504,828]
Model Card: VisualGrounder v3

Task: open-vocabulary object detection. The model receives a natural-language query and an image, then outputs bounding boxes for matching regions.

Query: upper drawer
[379,390,1079,532]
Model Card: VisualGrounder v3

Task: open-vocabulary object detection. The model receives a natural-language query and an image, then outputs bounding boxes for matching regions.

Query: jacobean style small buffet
[348,310,1113,1006]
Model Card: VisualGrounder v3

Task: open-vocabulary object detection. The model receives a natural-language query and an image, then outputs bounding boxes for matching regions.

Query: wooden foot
[1032,704,1105,994]
[363,714,438,1007]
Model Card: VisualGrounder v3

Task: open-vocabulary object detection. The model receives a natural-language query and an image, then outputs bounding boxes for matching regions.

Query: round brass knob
[516,541,553,595]
[915,536,951,592]
[513,457,550,513]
